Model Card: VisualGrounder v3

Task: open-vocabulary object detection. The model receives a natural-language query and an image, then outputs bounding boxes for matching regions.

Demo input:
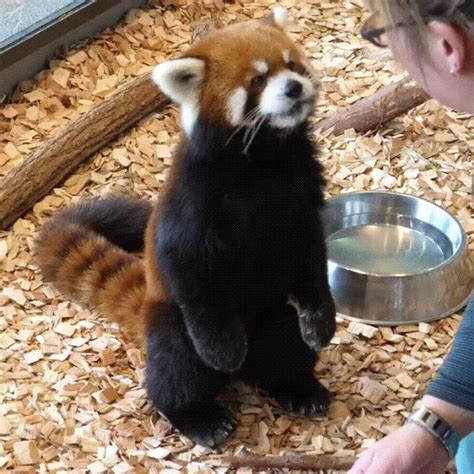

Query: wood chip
[357,377,388,404]
[52,68,71,88]
[0,416,11,435]
[2,287,27,305]
[329,401,351,420]
[348,321,378,339]
[147,447,170,460]
[13,441,40,465]
[100,349,116,366]
[0,334,15,349]
[69,50,89,65]
[396,373,415,388]
[419,322,432,334]
[54,322,76,337]
[1,106,18,119]
[4,143,20,159]
[24,349,43,364]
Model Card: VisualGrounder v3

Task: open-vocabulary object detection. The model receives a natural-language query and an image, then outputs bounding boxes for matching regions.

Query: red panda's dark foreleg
[180,303,248,373]
[289,211,336,351]
[156,234,248,373]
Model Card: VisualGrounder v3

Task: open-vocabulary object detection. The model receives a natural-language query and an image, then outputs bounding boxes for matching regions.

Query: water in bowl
[327,221,448,275]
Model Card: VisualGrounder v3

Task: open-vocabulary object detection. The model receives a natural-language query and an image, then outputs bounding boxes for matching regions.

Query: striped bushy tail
[35,196,153,343]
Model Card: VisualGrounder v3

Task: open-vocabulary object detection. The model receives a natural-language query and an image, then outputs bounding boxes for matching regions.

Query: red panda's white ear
[273,7,288,28]
[262,7,288,29]
[151,58,205,105]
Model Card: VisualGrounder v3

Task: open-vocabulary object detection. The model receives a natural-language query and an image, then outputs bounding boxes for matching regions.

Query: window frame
[0,0,132,70]
[0,0,146,97]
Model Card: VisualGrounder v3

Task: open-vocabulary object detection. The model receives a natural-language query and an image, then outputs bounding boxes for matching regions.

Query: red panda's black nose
[285,80,303,99]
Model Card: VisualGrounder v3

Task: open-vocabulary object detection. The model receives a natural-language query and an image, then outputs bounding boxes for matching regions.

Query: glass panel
[0,0,90,50]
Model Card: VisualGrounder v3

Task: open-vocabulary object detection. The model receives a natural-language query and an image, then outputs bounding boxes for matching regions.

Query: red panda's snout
[223,62,319,134]
[250,67,318,130]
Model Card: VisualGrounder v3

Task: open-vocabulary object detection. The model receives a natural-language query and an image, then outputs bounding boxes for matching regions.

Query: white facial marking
[151,58,205,136]
[272,6,288,28]
[226,87,248,126]
[303,60,319,86]
[269,103,312,129]
[253,60,269,75]
[181,103,201,137]
[259,70,317,129]
[282,50,291,63]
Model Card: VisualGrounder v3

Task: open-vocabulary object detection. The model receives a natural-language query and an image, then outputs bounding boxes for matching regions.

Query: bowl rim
[335,291,473,326]
[324,191,468,278]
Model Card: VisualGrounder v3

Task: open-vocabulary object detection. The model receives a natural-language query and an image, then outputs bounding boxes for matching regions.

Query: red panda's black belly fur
[144,118,335,447]
[154,120,326,310]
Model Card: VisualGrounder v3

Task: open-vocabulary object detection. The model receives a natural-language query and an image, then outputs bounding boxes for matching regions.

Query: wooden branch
[0,18,223,231]
[210,449,458,473]
[316,77,430,136]
[216,452,356,471]
[0,74,168,230]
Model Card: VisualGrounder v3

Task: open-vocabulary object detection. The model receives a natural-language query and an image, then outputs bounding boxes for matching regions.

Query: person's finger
[349,451,410,474]
[347,450,375,473]
[364,460,402,474]
[418,466,445,474]
[417,457,449,474]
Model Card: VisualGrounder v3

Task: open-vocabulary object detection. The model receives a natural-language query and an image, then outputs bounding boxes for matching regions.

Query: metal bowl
[322,191,473,325]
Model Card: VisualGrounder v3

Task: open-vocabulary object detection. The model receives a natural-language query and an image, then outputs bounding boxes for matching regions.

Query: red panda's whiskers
[304,70,319,87]
[225,108,262,147]
[243,120,256,144]
[242,111,263,145]
[243,108,261,123]
[226,122,249,146]
[243,114,266,155]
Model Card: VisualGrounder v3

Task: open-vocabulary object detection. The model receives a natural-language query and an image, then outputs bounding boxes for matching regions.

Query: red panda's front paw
[185,311,248,373]
[195,332,248,373]
[298,299,336,351]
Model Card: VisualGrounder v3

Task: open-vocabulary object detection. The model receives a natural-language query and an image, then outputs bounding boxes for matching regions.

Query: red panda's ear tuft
[151,57,205,106]
[261,7,288,29]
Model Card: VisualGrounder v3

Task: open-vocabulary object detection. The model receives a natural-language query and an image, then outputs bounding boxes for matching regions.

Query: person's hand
[348,422,449,474]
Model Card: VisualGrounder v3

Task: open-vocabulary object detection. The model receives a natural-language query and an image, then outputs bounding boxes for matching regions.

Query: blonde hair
[366,0,474,34]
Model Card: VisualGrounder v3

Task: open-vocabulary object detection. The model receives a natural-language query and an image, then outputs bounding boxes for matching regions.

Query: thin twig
[207,448,458,472]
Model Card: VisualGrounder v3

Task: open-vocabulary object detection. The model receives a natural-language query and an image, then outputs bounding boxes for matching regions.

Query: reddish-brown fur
[36,220,148,344]
[183,20,311,124]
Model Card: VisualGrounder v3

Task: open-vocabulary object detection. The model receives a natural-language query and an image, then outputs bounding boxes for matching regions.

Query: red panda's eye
[252,75,267,87]
[287,61,296,71]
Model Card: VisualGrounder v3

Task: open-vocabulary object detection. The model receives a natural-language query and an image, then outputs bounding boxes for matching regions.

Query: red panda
[36,7,336,447]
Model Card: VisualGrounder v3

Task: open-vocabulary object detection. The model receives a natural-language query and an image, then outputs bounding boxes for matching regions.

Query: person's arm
[425,297,474,416]
[421,395,474,439]
[349,298,474,474]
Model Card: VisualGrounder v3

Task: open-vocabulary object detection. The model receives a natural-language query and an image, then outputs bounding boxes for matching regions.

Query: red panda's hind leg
[164,402,237,448]
[145,302,236,447]
[239,301,332,417]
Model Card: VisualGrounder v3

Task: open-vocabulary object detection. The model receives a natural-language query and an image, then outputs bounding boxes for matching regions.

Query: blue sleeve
[427,297,474,412]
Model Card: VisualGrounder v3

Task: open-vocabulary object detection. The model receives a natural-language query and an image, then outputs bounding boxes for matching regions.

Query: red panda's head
[152,8,319,138]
